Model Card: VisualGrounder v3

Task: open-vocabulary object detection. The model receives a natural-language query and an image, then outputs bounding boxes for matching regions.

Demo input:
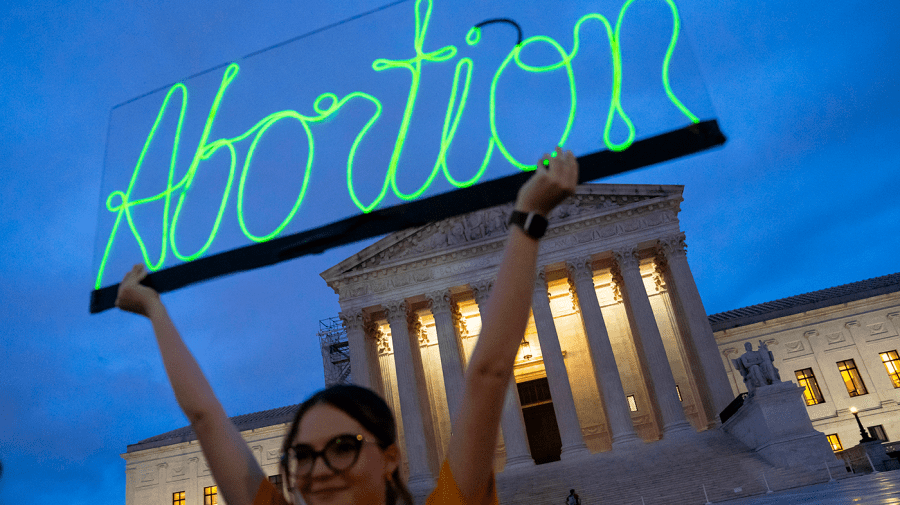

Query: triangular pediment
[320,183,682,282]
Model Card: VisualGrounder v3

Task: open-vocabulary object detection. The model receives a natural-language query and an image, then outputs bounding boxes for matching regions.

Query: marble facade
[319,183,734,480]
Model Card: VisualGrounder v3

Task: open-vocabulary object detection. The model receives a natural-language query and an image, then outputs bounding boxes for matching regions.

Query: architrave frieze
[322,184,685,307]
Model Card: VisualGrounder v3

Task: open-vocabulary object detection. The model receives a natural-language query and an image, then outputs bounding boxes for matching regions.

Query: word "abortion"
[95,0,698,290]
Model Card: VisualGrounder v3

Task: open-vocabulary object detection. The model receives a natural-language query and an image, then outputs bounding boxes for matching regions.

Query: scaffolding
[318,317,351,386]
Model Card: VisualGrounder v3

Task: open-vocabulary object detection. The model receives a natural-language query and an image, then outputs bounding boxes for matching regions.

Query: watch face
[509,211,547,239]
[530,217,548,238]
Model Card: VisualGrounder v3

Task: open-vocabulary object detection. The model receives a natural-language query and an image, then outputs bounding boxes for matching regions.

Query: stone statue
[733,341,782,394]
[757,340,781,383]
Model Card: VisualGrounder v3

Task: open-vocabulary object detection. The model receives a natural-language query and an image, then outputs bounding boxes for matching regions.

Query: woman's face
[290,403,399,505]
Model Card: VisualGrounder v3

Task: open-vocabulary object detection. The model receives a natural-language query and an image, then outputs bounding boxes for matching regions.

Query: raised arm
[116,265,265,505]
[447,147,578,500]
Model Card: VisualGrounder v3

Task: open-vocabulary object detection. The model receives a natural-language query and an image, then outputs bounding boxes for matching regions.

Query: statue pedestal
[722,381,838,471]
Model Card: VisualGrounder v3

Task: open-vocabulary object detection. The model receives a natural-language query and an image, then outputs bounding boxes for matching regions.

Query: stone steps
[483,429,848,505]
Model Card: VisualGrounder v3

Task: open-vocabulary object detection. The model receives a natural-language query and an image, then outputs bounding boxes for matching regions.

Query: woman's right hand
[115,264,162,318]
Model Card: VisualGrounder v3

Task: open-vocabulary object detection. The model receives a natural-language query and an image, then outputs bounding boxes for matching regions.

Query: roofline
[126,404,301,453]
[709,272,900,332]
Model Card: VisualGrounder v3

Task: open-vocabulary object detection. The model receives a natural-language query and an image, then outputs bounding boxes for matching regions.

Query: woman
[115,148,578,505]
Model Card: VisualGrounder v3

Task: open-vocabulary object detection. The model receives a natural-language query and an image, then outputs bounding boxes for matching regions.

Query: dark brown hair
[280,385,413,505]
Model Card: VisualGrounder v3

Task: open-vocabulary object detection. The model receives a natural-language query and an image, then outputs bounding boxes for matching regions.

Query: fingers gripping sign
[115,264,161,318]
[516,146,578,216]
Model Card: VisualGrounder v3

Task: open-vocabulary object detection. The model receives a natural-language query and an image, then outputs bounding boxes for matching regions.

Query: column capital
[338,309,366,332]
[609,262,624,303]
[657,232,688,260]
[425,290,454,315]
[651,253,667,293]
[471,280,494,306]
[532,269,549,292]
[451,301,469,338]
[566,256,596,282]
[612,246,640,272]
[366,321,391,355]
[364,317,382,338]
[376,332,392,355]
[384,300,410,323]
[407,310,429,346]
[567,276,580,312]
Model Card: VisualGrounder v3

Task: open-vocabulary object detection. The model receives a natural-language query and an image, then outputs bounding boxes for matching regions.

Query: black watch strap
[508,210,548,239]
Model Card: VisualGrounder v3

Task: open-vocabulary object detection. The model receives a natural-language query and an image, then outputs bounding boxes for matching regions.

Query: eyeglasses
[283,434,373,478]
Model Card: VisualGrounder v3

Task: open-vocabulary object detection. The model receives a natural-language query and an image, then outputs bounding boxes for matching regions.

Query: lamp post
[849,406,874,443]
[520,338,532,360]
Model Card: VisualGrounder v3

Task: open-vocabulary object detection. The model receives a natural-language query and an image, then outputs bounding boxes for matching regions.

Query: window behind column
[826,434,843,452]
[204,486,217,505]
[837,359,868,397]
[794,368,825,405]
[626,395,638,412]
[880,351,900,388]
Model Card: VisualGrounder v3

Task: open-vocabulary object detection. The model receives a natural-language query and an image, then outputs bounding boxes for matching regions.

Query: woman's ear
[383,443,400,474]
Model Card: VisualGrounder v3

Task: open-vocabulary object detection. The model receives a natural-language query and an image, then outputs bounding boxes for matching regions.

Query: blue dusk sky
[1,1,898,503]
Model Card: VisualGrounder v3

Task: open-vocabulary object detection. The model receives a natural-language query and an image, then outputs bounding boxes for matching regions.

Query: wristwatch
[508,210,548,239]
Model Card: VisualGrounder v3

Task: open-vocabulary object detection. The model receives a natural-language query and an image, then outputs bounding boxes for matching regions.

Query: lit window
[173,492,185,505]
[869,425,888,442]
[880,351,900,388]
[826,434,843,452]
[675,385,683,402]
[627,395,638,412]
[794,368,825,405]
[269,474,283,489]
[837,360,868,397]
[204,486,217,505]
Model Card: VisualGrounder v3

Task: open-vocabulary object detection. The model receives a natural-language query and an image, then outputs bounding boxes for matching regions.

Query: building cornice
[710,272,900,334]
[321,183,684,308]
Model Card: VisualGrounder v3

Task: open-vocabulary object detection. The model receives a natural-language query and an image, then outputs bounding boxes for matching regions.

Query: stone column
[426,289,466,425]
[364,318,387,397]
[340,310,378,391]
[566,257,641,447]
[531,270,590,458]
[612,247,693,436]
[473,280,534,468]
[657,234,734,423]
[385,300,435,487]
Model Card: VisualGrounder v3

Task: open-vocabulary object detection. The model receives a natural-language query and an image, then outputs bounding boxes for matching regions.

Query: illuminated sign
[91,0,724,313]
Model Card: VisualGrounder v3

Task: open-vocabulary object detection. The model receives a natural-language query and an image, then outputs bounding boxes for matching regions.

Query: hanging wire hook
[473,18,523,46]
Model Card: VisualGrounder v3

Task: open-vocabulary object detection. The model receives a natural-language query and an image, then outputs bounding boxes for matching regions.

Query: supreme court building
[123,182,898,504]
[317,182,734,482]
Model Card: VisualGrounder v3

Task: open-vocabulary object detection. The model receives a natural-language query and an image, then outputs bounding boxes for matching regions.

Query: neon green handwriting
[95,0,698,290]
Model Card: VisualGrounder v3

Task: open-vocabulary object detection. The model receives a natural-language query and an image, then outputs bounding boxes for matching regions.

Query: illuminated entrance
[517,377,563,464]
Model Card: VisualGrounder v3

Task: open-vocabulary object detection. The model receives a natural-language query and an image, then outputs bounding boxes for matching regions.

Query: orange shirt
[253,460,498,505]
